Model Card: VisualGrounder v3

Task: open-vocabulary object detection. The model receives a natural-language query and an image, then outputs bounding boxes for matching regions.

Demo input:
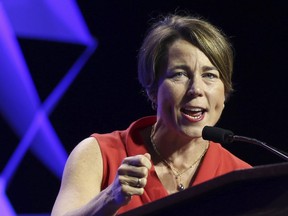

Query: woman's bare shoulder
[65,136,103,176]
[70,137,101,158]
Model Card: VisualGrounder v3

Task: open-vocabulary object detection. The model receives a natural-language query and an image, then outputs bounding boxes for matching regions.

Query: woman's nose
[187,76,204,97]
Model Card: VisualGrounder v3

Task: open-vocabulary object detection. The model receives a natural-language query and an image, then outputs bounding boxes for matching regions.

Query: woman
[52,14,251,216]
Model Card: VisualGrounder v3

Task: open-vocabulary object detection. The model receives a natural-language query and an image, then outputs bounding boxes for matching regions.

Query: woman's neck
[149,124,209,170]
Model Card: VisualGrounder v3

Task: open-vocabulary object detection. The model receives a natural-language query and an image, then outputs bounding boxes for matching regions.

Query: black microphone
[202,126,288,161]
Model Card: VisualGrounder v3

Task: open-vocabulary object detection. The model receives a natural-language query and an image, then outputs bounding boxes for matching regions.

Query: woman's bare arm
[51,137,151,216]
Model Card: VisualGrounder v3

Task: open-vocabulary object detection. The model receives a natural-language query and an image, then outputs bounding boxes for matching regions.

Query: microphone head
[202,126,234,144]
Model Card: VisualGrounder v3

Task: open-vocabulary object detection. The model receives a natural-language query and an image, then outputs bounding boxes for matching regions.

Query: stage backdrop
[0,0,287,215]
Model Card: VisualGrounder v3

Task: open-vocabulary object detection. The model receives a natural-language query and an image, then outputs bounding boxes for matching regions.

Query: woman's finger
[118,163,149,178]
[122,154,152,169]
[119,175,147,188]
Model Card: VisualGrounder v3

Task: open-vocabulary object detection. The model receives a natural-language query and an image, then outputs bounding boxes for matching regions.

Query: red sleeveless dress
[91,116,252,214]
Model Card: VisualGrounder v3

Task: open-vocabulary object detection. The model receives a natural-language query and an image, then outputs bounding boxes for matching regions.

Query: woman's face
[156,39,225,138]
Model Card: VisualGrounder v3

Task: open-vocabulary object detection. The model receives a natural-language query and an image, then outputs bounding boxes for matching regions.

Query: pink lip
[182,111,205,123]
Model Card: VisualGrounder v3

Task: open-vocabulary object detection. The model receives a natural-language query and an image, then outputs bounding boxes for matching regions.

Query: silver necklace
[150,125,208,191]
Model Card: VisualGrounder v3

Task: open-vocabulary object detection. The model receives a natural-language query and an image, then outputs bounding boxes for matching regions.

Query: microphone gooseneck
[202,126,288,161]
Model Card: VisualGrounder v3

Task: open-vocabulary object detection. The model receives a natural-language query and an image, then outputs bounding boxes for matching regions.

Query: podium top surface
[120,162,288,216]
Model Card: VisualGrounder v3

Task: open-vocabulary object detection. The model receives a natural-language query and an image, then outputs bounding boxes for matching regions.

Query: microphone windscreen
[202,126,234,144]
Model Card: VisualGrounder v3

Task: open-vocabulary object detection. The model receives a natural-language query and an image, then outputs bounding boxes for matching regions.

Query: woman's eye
[172,72,188,78]
[202,72,219,79]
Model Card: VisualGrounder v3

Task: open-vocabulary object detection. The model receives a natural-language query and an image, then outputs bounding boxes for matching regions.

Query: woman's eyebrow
[168,64,190,71]
[202,66,218,71]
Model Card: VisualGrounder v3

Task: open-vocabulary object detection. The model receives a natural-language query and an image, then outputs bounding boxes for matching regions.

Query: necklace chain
[150,125,208,191]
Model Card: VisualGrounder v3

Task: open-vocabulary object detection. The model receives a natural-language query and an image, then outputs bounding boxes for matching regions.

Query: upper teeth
[187,108,202,112]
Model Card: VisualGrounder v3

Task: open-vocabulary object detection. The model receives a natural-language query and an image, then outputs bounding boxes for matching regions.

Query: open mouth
[181,107,206,121]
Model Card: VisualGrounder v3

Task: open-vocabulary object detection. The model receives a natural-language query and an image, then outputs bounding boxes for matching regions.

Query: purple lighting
[0,177,16,216]
[2,0,94,45]
[0,0,97,215]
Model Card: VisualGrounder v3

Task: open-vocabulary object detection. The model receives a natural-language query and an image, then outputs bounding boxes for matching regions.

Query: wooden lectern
[120,162,288,216]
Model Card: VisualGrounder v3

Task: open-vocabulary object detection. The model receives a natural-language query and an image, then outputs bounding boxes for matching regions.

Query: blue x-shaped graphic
[0,1,97,215]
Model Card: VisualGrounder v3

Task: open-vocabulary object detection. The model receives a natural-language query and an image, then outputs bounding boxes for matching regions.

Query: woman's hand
[110,153,152,206]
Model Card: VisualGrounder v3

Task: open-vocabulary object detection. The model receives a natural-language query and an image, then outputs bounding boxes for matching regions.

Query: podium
[120,162,288,216]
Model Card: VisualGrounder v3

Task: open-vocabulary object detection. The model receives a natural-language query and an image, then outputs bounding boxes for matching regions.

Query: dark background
[1,0,288,214]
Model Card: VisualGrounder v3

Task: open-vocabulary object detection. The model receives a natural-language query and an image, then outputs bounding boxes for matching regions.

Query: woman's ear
[147,90,156,103]
[147,90,157,110]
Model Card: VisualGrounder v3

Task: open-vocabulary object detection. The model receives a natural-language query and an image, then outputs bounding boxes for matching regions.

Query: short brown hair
[138,14,234,100]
